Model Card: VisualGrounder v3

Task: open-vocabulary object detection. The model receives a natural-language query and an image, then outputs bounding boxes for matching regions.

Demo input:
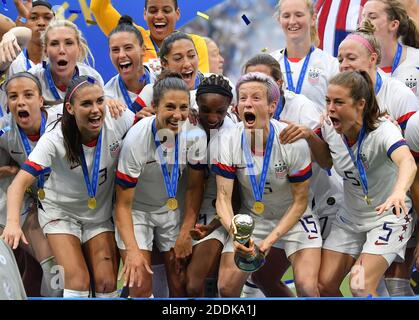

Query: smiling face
[338,39,377,73]
[109,31,144,81]
[154,89,189,134]
[161,39,199,90]
[326,84,365,136]
[237,81,275,131]
[278,0,315,44]
[44,26,80,80]
[7,77,44,134]
[65,84,105,140]
[144,0,180,44]
[197,93,230,133]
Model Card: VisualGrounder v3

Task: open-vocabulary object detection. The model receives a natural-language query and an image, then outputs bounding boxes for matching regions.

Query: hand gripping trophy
[231,214,266,272]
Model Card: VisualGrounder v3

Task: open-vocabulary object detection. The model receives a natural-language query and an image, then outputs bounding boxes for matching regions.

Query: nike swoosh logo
[374,240,388,246]
[308,235,318,240]
[10,150,23,154]
[70,164,80,170]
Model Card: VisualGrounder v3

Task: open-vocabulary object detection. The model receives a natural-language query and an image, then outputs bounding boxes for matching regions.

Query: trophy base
[234,251,265,272]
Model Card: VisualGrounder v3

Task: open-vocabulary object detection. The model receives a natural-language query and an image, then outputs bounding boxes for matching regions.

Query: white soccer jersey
[198,116,236,217]
[320,118,412,228]
[212,119,313,220]
[29,63,104,102]
[271,47,339,113]
[104,65,157,108]
[6,50,36,79]
[22,109,134,223]
[380,46,419,103]
[405,111,419,162]
[376,71,418,130]
[280,90,343,220]
[116,116,207,213]
[0,107,61,167]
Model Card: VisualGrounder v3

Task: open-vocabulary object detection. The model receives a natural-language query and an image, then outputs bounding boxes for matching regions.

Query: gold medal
[37,188,45,200]
[87,197,97,210]
[252,201,265,215]
[166,198,178,210]
[365,195,372,205]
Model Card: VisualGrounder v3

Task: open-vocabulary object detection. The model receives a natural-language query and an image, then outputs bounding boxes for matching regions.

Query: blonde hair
[352,19,382,64]
[275,0,320,47]
[41,19,95,67]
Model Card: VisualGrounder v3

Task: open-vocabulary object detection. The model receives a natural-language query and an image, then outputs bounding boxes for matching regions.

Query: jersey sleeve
[115,125,145,188]
[284,138,313,183]
[21,131,56,177]
[387,79,418,130]
[380,120,408,159]
[404,113,419,162]
[210,129,236,179]
[136,84,153,109]
[114,108,136,137]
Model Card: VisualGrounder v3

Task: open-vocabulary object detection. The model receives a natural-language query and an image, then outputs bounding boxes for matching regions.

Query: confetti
[241,14,250,25]
[86,19,98,25]
[261,47,268,53]
[69,9,82,14]
[1,0,8,11]
[197,11,209,20]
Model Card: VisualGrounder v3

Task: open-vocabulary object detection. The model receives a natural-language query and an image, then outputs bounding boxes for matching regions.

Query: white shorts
[0,194,34,228]
[115,209,181,252]
[38,209,114,244]
[318,212,336,240]
[406,220,418,249]
[323,212,415,266]
[222,212,322,258]
[192,213,229,247]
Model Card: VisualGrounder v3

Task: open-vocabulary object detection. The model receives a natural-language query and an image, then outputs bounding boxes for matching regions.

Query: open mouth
[329,116,341,128]
[154,22,167,30]
[17,110,30,119]
[244,112,256,125]
[88,115,101,126]
[57,59,68,67]
[181,71,194,81]
[119,61,132,70]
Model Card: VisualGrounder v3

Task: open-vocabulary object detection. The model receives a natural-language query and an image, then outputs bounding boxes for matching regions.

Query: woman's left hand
[106,98,126,119]
[376,191,408,217]
[173,232,192,274]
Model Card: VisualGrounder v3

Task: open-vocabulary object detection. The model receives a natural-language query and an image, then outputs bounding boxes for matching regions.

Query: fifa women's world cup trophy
[231,214,266,272]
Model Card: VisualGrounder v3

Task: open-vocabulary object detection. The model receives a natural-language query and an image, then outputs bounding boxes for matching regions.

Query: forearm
[0,14,15,38]
[6,172,32,225]
[265,198,308,246]
[90,0,121,36]
[180,184,204,235]
[306,132,333,169]
[216,196,235,233]
[393,157,417,194]
[8,26,31,47]
[0,165,19,178]
[115,187,138,251]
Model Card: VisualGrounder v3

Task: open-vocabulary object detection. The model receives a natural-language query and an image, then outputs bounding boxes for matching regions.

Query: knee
[295,277,319,297]
[186,277,204,297]
[217,278,242,297]
[66,268,90,291]
[94,274,117,293]
[128,277,153,298]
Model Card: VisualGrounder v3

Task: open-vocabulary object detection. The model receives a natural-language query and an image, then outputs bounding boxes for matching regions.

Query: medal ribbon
[241,122,275,203]
[342,124,369,202]
[80,130,103,201]
[284,46,314,94]
[152,119,179,200]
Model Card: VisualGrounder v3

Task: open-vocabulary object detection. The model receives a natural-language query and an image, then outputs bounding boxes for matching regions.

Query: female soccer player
[213,72,322,297]
[2,76,134,298]
[115,72,206,297]
[271,0,339,113]
[186,74,235,297]
[0,72,63,297]
[105,15,156,114]
[338,20,418,131]
[362,0,419,101]
[90,0,209,73]
[29,19,103,103]
[298,70,415,296]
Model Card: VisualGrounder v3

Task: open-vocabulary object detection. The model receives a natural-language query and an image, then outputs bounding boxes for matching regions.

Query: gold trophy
[231,214,265,272]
